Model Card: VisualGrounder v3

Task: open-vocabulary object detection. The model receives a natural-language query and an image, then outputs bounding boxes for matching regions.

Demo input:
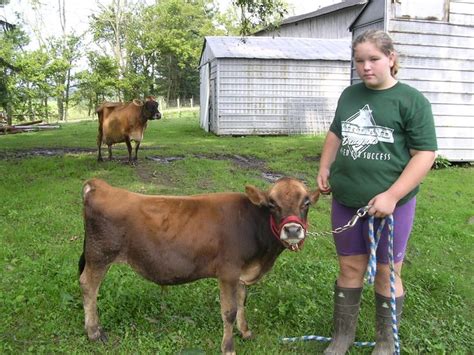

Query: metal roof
[202,36,351,63]
[281,0,367,25]
[253,0,367,35]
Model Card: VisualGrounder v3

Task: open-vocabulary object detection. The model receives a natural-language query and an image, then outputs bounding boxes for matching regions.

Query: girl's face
[354,41,397,90]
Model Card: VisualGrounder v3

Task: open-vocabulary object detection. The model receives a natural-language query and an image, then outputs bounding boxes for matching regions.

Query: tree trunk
[44,97,49,122]
[57,96,64,121]
[64,67,71,122]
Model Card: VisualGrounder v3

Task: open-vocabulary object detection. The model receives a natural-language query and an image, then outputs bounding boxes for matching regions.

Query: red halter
[270,215,308,251]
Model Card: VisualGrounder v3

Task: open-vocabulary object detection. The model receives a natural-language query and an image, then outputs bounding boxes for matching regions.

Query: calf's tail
[96,105,104,146]
[79,180,95,276]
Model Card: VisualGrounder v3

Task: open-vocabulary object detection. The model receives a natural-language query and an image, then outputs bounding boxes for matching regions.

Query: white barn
[255,0,474,162]
[255,0,367,39]
[199,36,351,135]
[350,0,474,162]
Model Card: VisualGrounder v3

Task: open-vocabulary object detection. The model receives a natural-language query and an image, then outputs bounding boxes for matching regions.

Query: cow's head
[143,99,161,120]
[137,96,161,120]
[245,177,320,251]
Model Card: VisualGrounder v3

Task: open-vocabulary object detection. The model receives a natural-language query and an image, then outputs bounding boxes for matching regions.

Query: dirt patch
[192,153,267,170]
[304,155,320,162]
[146,156,185,164]
[0,147,97,159]
[135,163,179,189]
[144,153,286,184]
[1,148,299,184]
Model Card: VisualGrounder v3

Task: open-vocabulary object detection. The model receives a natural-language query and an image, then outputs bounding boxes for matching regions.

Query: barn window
[393,0,448,21]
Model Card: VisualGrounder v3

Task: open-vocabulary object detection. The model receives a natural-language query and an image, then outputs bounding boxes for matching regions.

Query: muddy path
[0,147,315,184]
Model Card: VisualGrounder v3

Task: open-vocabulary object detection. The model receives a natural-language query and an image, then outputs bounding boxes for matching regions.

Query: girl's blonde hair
[352,29,399,77]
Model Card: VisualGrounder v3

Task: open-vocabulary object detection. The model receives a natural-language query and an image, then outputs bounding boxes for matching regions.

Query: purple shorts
[331,198,416,264]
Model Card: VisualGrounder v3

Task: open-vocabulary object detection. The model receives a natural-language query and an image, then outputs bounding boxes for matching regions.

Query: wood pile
[0,120,61,135]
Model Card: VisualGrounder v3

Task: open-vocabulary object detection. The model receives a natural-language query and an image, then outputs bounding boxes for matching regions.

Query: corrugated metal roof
[202,36,351,62]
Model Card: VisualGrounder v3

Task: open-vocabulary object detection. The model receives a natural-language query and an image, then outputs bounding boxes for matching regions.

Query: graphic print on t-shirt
[341,104,394,160]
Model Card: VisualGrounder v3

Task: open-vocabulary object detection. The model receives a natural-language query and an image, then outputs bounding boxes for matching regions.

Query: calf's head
[245,177,320,251]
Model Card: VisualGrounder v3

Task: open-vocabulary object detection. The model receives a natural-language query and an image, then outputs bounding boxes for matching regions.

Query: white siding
[213,59,350,135]
[450,0,474,25]
[388,15,474,161]
[261,9,360,39]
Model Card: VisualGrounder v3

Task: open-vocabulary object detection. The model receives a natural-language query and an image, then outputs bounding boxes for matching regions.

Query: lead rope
[367,214,400,355]
[281,208,400,355]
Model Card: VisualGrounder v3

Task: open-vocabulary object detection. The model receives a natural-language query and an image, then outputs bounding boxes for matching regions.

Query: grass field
[0,110,472,354]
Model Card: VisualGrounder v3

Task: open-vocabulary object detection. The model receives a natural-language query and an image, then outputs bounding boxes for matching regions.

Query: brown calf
[79,177,319,354]
[96,96,161,162]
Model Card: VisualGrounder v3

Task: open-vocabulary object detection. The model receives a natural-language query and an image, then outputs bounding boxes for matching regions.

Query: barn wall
[213,58,350,135]
[387,0,474,161]
[260,8,362,39]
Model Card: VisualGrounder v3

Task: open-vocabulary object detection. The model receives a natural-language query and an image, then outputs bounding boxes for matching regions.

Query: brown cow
[79,177,320,354]
[96,96,161,163]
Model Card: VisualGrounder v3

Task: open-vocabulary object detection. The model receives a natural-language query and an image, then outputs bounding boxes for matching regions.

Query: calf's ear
[245,185,268,206]
[309,189,321,204]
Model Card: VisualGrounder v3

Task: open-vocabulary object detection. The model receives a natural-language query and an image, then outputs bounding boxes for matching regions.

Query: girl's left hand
[368,192,398,218]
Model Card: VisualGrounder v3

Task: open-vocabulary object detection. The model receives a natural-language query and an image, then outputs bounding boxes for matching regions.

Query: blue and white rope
[280,334,375,347]
[366,216,386,285]
[281,212,400,355]
[367,215,400,355]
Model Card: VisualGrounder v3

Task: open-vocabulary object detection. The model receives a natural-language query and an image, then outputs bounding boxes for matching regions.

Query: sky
[1,0,340,46]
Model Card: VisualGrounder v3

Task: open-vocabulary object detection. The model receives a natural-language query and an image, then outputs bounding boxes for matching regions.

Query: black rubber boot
[324,283,363,355]
[372,292,404,355]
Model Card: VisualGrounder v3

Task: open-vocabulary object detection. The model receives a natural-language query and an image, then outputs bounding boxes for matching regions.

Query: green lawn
[0,110,472,354]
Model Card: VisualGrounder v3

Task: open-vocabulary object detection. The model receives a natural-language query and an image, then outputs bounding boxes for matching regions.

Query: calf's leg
[97,131,103,162]
[219,279,238,355]
[97,142,103,162]
[125,137,133,162]
[79,263,109,342]
[133,141,141,161]
[107,145,113,161]
[236,282,252,339]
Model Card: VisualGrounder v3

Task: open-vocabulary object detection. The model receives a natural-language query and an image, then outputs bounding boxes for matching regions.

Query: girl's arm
[368,149,436,217]
[317,131,341,193]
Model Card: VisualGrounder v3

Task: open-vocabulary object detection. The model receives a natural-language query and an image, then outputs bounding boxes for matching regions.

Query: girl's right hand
[317,168,332,194]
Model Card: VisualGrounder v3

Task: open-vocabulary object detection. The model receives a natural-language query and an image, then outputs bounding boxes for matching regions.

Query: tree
[14,49,54,120]
[232,0,287,36]
[90,0,131,87]
[131,0,225,100]
[74,52,121,113]
[46,34,82,121]
[0,24,29,124]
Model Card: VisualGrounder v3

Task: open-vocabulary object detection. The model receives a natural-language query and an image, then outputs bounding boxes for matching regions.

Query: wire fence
[159,97,197,112]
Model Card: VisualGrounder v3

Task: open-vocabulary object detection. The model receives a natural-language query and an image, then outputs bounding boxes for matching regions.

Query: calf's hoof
[87,327,108,343]
[241,330,253,339]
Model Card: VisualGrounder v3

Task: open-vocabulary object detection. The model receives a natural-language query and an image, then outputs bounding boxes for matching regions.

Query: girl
[317,30,437,354]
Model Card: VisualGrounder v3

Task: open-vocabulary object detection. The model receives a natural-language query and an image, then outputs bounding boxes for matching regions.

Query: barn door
[209,78,216,133]
[199,63,210,132]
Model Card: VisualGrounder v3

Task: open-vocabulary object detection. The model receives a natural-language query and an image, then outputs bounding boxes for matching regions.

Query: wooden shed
[199,36,351,135]
[350,0,474,162]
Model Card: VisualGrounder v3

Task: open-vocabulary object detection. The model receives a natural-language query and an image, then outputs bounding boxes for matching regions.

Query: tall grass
[0,110,472,354]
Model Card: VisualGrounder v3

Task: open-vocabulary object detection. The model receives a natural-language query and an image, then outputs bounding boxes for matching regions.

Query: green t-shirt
[329,82,438,208]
